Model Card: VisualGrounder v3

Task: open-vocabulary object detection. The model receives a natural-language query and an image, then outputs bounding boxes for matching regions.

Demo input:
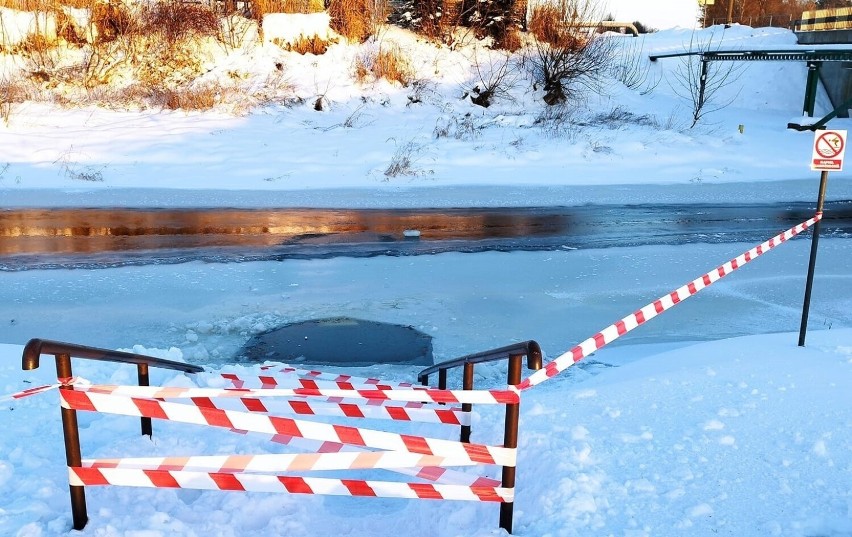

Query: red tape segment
[516,213,822,391]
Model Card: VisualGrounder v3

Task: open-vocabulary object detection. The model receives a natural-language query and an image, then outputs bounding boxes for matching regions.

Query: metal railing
[418,340,542,533]
[21,338,204,531]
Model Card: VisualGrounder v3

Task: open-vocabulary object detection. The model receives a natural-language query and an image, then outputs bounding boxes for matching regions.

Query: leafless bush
[384,139,429,178]
[219,14,255,49]
[465,50,519,107]
[667,29,743,128]
[523,0,617,105]
[54,148,105,182]
[141,0,219,45]
[609,37,659,94]
[433,113,478,140]
[0,76,29,124]
[91,1,134,43]
[17,31,60,72]
[250,0,324,16]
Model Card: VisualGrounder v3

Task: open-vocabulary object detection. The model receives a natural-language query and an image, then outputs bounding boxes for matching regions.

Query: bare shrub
[465,50,519,107]
[273,34,335,55]
[17,31,60,73]
[433,113,478,140]
[142,1,220,45]
[0,76,30,124]
[523,0,617,105]
[667,29,743,127]
[219,14,256,49]
[91,1,133,43]
[609,37,659,94]
[384,139,429,178]
[328,0,385,42]
[355,44,412,86]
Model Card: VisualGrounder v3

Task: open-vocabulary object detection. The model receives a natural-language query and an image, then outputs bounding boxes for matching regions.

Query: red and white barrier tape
[60,390,516,466]
[222,370,417,390]
[77,383,518,405]
[82,451,479,473]
[516,213,822,391]
[219,374,419,392]
[237,432,502,488]
[0,377,82,403]
[68,467,513,502]
[257,365,417,387]
[190,395,470,426]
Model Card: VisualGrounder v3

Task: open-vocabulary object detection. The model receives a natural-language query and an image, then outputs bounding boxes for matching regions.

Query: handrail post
[55,353,88,531]
[137,363,153,437]
[499,353,522,534]
[460,362,474,443]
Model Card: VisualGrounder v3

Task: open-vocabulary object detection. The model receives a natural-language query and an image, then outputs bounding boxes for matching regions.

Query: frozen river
[1,234,848,368]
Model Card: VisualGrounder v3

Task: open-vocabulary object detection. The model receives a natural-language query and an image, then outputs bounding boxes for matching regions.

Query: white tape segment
[517,214,822,390]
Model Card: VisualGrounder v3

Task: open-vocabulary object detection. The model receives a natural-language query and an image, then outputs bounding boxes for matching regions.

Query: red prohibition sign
[815,131,844,158]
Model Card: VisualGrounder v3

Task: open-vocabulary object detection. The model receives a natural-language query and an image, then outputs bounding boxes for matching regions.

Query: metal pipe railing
[21,338,204,530]
[417,340,543,386]
[417,340,542,535]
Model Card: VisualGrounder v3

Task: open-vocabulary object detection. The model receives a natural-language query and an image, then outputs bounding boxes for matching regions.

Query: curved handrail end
[22,338,44,371]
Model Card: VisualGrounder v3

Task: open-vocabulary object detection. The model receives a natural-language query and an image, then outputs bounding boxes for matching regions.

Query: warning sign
[811,130,847,171]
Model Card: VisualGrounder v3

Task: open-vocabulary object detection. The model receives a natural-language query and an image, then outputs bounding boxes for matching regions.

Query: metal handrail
[417,340,542,534]
[416,340,543,385]
[21,338,203,531]
[22,338,204,373]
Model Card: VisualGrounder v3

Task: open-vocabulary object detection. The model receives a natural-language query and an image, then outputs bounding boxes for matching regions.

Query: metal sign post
[799,129,846,346]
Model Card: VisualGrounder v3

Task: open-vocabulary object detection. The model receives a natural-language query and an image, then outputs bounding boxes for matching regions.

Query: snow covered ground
[1,16,851,537]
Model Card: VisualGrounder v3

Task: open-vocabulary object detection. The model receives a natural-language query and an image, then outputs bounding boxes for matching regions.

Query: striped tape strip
[69,467,513,502]
[227,369,417,389]
[240,433,503,488]
[77,383,518,405]
[60,390,516,466]
[0,383,60,402]
[260,366,417,387]
[82,451,481,473]
[0,377,81,403]
[192,395,470,426]
[220,374,421,392]
[517,214,821,391]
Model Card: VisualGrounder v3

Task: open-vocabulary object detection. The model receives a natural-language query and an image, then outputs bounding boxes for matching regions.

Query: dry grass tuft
[528,4,584,50]
[328,0,381,42]
[355,45,412,86]
[0,0,89,9]
[501,26,522,52]
[273,34,335,55]
[149,85,219,110]
[250,0,324,17]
